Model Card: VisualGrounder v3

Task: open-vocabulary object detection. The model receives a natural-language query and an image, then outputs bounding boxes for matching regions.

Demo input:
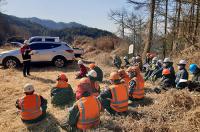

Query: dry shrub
[85,46,96,53]
[95,36,120,51]
[95,53,113,66]
[166,90,194,110]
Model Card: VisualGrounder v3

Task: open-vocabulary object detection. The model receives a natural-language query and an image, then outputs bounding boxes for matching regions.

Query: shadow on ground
[26,113,61,132]
[128,97,154,107]
[28,75,56,84]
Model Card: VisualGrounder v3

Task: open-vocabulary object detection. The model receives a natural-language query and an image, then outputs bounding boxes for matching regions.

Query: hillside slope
[0,13,115,44]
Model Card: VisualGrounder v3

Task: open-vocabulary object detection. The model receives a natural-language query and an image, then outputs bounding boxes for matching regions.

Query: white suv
[0,42,75,68]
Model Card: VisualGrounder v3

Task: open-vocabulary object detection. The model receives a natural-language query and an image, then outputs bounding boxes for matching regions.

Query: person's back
[76,95,101,130]
[51,73,74,106]
[127,66,145,100]
[110,83,129,113]
[66,78,102,131]
[16,84,47,124]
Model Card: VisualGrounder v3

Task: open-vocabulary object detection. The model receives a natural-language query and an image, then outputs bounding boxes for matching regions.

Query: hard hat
[152,57,158,61]
[162,69,170,75]
[109,72,120,80]
[189,64,198,73]
[24,83,34,93]
[24,40,29,45]
[78,60,83,65]
[158,59,163,63]
[163,58,172,63]
[124,56,128,60]
[58,73,68,81]
[89,63,96,69]
[136,56,140,59]
[86,70,97,78]
[177,60,187,65]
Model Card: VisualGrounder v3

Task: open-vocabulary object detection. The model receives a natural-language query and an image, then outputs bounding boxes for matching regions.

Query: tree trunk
[121,13,125,39]
[163,0,168,58]
[142,0,156,59]
[173,0,182,51]
[193,0,200,45]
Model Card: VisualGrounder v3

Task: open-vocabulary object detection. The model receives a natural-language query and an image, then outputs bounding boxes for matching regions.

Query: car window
[45,38,55,42]
[29,43,61,50]
[30,38,42,43]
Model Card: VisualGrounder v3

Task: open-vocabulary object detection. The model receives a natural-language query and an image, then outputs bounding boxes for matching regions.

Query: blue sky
[1,0,132,32]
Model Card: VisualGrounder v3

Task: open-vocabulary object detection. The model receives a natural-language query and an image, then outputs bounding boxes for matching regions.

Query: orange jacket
[110,83,129,112]
[56,81,69,89]
[77,95,101,130]
[19,94,42,120]
[130,67,145,99]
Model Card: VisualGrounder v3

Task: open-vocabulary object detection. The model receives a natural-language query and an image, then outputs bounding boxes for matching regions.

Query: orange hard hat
[162,69,170,75]
[109,72,120,80]
[89,63,96,69]
[58,73,68,81]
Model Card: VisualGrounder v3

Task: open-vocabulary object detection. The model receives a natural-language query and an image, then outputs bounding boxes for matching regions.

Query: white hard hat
[178,60,187,65]
[78,60,83,65]
[24,40,29,45]
[152,57,158,61]
[136,56,140,59]
[158,59,163,63]
[124,56,128,60]
[163,58,172,63]
[24,83,34,93]
[87,70,97,78]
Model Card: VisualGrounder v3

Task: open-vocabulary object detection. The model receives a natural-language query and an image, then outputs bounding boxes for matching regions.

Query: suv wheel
[53,57,66,68]
[3,57,20,68]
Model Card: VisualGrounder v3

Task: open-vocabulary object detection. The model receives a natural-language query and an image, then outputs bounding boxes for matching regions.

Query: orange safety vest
[19,94,42,120]
[56,81,69,88]
[130,78,145,99]
[110,83,129,112]
[77,96,101,130]
[123,75,131,87]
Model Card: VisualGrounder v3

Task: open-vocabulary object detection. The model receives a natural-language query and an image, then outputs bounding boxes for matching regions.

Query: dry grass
[0,46,200,132]
[0,64,200,132]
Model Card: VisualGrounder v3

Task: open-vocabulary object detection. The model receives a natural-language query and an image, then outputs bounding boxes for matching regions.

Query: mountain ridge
[24,17,86,30]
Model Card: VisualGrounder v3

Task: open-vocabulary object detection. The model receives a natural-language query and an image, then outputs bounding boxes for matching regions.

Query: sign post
[128,44,134,57]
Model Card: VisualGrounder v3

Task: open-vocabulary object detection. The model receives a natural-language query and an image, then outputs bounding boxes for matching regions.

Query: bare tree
[108,8,128,39]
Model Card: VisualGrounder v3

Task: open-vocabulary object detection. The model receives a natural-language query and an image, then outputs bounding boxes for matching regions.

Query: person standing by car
[21,40,32,77]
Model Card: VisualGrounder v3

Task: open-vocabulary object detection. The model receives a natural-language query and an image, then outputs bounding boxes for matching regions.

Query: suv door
[29,43,61,62]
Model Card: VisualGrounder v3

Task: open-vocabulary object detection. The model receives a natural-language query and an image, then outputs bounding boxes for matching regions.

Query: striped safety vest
[110,83,129,112]
[19,94,42,120]
[77,95,101,130]
[130,78,144,99]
